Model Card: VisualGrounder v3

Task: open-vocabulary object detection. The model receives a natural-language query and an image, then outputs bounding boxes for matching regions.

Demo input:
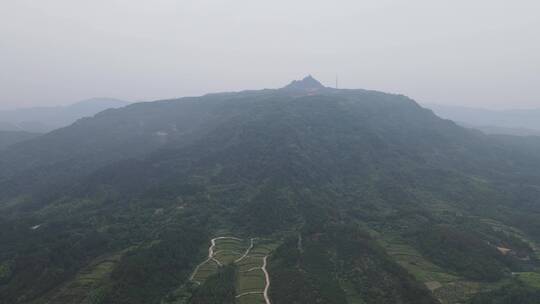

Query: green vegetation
[189,265,237,304]
[269,225,438,304]
[188,236,274,304]
[516,272,540,289]
[190,237,248,284]
[412,225,510,281]
[383,239,458,284]
[2,79,540,303]
[0,220,112,303]
[36,252,122,304]
[333,225,438,304]
[269,235,347,304]
[102,225,208,304]
[469,280,540,304]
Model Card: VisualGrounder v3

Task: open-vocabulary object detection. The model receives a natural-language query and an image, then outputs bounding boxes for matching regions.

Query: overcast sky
[1,0,539,110]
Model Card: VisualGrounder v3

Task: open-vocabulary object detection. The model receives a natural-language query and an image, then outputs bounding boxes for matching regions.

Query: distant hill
[0,131,39,150]
[461,123,540,137]
[0,121,19,131]
[0,98,130,133]
[426,103,540,136]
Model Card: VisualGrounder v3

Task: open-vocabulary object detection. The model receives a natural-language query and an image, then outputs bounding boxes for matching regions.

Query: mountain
[426,103,540,136]
[2,78,540,304]
[0,131,39,150]
[0,98,130,133]
[283,75,327,91]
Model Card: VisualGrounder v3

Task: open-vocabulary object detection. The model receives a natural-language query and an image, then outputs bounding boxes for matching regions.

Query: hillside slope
[2,77,540,303]
[0,131,39,150]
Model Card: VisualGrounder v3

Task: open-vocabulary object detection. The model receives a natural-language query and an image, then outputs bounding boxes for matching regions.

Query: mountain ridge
[0,97,130,133]
[0,131,39,150]
[426,103,540,136]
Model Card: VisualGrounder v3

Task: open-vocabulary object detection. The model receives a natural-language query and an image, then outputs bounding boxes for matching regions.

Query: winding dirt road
[236,255,271,304]
[235,238,255,263]
[191,237,272,304]
[190,236,241,283]
[262,255,271,304]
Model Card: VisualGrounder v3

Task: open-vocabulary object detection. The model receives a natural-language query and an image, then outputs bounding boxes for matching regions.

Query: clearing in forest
[190,237,277,304]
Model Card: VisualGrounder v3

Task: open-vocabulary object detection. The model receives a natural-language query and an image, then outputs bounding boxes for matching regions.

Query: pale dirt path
[209,236,242,258]
[235,238,255,263]
[236,291,264,298]
[190,236,242,284]
[213,250,243,256]
[190,237,272,304]
[230,254,271,304]
[262,256,271,304]
[240,267,261,273]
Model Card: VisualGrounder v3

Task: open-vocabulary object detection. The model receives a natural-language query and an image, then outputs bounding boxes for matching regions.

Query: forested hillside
[2,77,540,303]
[0,131,39,150]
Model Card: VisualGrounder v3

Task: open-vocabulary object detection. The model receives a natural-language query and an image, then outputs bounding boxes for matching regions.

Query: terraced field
[385,230,540,304]
[380,234,481,304]
[339,280,366,304]
[190,237,277,304]
[36,251,124,304]
[516,272,540,289]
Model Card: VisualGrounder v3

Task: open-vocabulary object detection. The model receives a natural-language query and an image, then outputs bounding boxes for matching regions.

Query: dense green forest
[2,77,540,303]
[470,280,540,304]
[189,265,237,304]
[269,225,438,304]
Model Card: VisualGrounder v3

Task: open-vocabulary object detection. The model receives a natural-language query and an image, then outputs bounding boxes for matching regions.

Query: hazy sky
[1,0,539,110]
